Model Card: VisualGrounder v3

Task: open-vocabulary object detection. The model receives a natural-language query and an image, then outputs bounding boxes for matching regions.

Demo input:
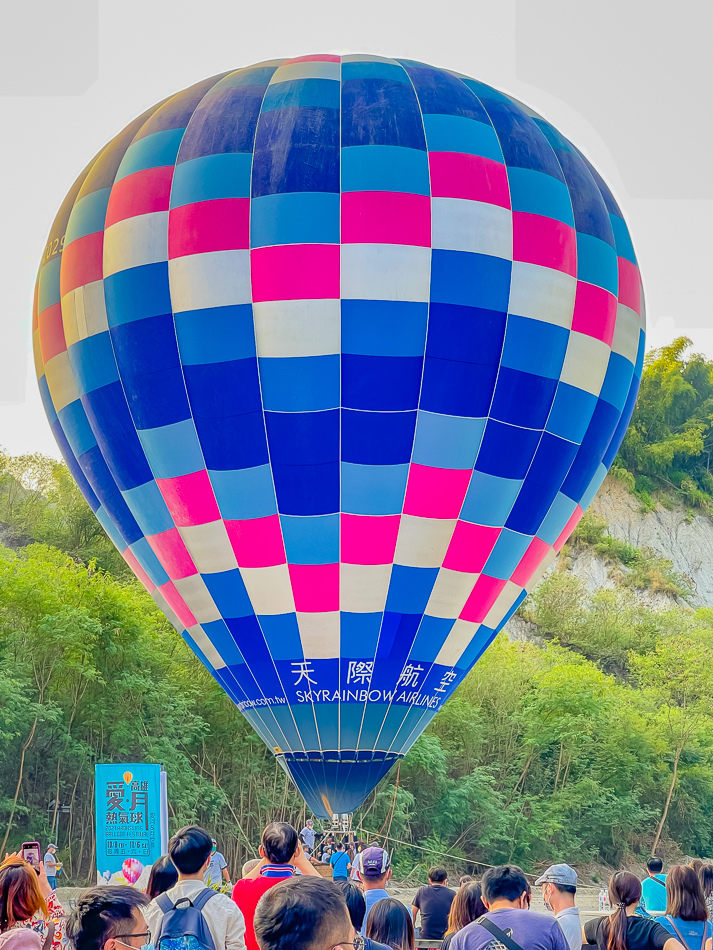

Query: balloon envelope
[34,55,644,818]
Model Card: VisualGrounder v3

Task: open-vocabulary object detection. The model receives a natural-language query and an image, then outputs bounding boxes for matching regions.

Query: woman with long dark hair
[366,898,415,950]
[441,882,486,949]
[660,866,712,950]
[146,855,178,900]
[699,866,713,921]
[583,871,684,950]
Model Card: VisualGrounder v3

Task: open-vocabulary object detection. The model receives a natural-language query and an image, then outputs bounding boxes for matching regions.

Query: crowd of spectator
[4,824,713,950]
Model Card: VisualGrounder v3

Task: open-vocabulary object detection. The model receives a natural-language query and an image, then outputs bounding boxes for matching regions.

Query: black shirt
[584,914,670,950]
[413,884,457,939]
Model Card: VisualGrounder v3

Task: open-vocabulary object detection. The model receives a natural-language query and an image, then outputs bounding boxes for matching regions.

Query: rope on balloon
[350,821,601,887]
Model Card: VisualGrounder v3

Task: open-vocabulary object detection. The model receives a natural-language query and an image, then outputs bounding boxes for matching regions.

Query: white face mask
[543,887,553,912]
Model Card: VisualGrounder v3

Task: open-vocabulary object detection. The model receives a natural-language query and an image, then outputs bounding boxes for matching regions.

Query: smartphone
[21,842,41,873]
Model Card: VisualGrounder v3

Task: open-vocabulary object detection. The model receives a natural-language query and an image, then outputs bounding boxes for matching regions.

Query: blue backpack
[154,888,218,950]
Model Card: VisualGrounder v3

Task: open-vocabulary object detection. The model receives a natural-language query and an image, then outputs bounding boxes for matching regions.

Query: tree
[629,632,713,854]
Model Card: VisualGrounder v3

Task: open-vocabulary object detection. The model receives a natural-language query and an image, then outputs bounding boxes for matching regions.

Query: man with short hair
[65,886,150,950]
[205,839,231,887]
[144,825,246,950]
[450,865,569,950]
[356,847,392,936]
[411,866,456,940]
[232,821,319,950]
[253,876,354,950]
[43,844,58,890]
[535,865,581,950]
[330,843,351,882]
[299,819,316,855]
[641,857,667,914]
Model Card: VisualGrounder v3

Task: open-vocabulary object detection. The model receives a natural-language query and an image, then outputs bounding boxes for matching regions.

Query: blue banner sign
[95,763,166,886]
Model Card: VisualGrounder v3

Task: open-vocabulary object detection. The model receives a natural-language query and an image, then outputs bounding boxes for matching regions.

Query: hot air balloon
[34,55,644,819]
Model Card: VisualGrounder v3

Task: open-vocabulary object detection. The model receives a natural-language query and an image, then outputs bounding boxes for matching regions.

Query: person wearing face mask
[65,887,151,950]
[145,825,246,950]
[205,841,230,888]
[535,866,581,950]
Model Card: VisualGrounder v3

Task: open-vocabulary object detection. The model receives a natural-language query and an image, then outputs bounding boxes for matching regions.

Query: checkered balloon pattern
[34,55,644,818]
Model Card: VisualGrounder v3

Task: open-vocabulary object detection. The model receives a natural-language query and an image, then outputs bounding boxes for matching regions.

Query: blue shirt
[361,888,390,935]
[641,875,668,913]
[330,850,350,879]
[659,917,711,948]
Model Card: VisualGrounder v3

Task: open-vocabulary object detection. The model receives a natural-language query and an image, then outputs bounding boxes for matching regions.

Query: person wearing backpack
[144,826,245,950]
[642,859,669,915]
[659,866,713,950]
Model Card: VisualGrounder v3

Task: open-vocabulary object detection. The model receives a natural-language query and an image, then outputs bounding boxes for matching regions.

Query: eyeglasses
[330,938,363,950]
[113,933,151,944]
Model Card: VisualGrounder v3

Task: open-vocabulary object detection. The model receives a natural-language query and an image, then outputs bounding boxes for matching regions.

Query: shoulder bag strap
[665,917,692,950]
[155,894,174,914]
[475,916,526,950]
[42,921,55,950]
[192,888,218,912]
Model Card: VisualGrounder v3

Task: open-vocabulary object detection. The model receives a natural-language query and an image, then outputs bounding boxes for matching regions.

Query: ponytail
[606,872,642,950]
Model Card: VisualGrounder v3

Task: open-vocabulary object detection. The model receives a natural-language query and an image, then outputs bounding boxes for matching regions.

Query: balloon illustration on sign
[123,771,133,785]
[34,55,644,818]
[122,858,143,885]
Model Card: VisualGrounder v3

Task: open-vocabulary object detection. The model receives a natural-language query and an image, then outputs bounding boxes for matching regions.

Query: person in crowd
[584,871,683,950]
[659,865,712,949]
[299,820,316,856]
[450,864,568,950]
[356,848,392,936]
[65,886,149,950]
[205,839,231,888]
[232,821,318,950]
[690,862,705,877]
[441,882,486,950]
[642,858,669,915]
[411,867,456,941]
[333,881,391,950]
[535,864,581,950]
[146,856,178,900]
[698,866,713,920]
[366,899,414,950]
[253,876,354,950]
[330,844,351,883]
[0,856,65,950]
[42,847,58,892]
[241,860,261,879]
[144,825,245,950]
[459,876,474,888]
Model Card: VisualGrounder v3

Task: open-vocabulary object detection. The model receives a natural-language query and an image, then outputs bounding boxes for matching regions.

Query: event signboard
[95,763,167,886]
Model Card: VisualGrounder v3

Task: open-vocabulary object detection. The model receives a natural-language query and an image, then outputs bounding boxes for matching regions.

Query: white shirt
[555,905,582,950]
[145,880,246,950]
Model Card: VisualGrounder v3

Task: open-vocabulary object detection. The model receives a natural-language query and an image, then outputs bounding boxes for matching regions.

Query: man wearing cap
[357,847,392,936]
[205,838,231,887]
[44,844,58,890]
[535,865,581,950]
[299,819,316,855]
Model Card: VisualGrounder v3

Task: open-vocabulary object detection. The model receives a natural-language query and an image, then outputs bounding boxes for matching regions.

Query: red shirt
[232,868,294,950]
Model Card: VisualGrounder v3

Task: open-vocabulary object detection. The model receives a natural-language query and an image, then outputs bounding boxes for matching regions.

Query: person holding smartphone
[0,855,66,950]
